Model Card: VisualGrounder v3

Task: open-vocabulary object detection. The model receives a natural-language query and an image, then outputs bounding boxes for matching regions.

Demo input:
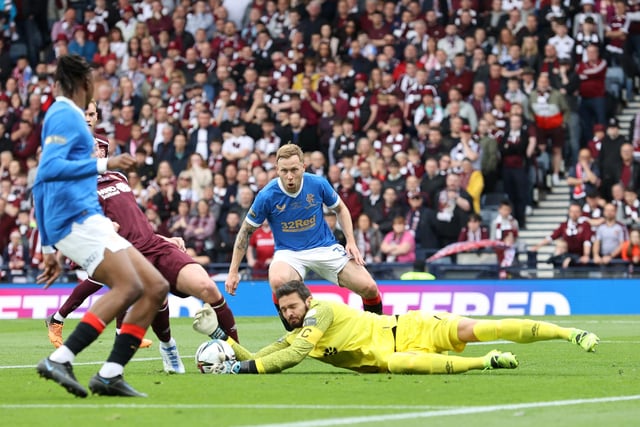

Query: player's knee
[194,279,221,302]
[269,275,288,291]
[145,277,169,305]
[120,281,144,305]
[359,280,379,299]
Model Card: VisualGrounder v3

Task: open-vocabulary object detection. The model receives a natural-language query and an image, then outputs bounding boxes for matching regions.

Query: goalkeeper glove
[211,360,241,375]
[193,303,228,340]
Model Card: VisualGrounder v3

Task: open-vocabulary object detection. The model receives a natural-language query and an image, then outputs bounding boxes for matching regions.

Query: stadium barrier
[1,278,639,319]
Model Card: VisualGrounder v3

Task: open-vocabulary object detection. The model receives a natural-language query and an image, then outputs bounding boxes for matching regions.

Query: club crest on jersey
[305,193,318,208]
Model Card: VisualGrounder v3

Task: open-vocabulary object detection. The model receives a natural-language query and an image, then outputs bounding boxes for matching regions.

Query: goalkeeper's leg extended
[388,350,518,374]
[462,318,600,352]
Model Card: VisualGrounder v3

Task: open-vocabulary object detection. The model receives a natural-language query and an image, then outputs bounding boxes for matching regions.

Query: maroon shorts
[537,126,565,149]
[141,238,197,298]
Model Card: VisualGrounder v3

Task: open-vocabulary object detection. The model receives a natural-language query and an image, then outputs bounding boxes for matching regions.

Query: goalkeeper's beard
[287,316,303,329]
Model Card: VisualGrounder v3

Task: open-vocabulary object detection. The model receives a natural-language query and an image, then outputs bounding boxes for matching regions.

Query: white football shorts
[54,214,131,276]
[272,243,350,284]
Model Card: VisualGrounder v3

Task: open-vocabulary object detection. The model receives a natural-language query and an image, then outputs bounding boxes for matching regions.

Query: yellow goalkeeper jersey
[232,299,398,373]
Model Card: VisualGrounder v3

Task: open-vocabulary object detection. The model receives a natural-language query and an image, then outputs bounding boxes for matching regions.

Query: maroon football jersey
[97,171,159,252]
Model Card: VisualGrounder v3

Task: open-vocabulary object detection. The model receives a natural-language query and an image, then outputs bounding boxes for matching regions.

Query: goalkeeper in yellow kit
[193,280,600,374]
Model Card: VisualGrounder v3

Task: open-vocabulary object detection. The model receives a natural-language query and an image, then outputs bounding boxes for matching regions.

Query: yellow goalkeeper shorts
[394,311,466,354]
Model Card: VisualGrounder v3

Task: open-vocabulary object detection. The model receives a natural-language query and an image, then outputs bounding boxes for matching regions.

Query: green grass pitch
[1,316,639,427]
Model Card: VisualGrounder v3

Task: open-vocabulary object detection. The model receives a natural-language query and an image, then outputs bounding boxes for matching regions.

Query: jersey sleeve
[248,302,334,373]
[245,192,266,228]
[319,176,340,209]
[38,110,99,182]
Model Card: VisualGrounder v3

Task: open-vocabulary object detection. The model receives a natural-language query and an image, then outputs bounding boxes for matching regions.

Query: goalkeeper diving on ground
[193,280,600,374]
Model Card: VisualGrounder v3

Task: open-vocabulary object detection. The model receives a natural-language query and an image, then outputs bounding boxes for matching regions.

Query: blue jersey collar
[277,174,305,198]
[55,96,85,117]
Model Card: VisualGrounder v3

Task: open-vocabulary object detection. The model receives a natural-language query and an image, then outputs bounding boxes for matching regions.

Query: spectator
[151,174,181,225]
[567,148,601,204]
[227,184,254,224]
[51,8,77,46]
[529,73,569,186]
[491,199,519,239]
[185,199,217,264]
[337,172,363,224]
[558,57,582,165]
[547,19,575,60]
[184,153,213,202]
[587,124,605,160]
[354,213,383,264]
[599,117,628,200]
[546,239,579,269]
[577,44,607,144]
[167,200,191,240]
[68,27,96,63]
[592,203,628,265]
[222,120,254,165]
[437,24,465,61]
[500,114,534,229]
[380,216,416,263]
[477,118,500,193]
[450,124,481,171]
[619,187,640,228]
[11,110,40,170]
[459,157,484,214]
[362,177,383,216]
[0,197,17,255]
[613,143,640,195]
[246,220,275,279]
[369,186,405,236]
[619,228,640,265]
[532,202,593,265]
[4,228,26,279]
[424,172,474,249]
[458,212,489,242]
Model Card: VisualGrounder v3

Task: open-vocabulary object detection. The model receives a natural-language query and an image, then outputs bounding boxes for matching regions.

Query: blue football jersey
[246,173,340,251]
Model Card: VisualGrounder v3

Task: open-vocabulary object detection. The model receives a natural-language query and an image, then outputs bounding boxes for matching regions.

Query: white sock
[49,346,75,364]
[52,312,65,323]
[98,362,124,378]
[160,337,176,348]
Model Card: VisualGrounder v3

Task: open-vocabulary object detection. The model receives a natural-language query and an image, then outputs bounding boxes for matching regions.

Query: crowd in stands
[1,0,640,280]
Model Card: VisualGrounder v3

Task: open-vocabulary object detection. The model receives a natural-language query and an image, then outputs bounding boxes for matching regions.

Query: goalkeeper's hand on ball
[212,360,241,375]
[193,303,228,340]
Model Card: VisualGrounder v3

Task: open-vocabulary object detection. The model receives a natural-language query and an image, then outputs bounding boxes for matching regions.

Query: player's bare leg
[40,248,167,397]
[87,248,168,395]
[175,263,238,341]
[337,261,382,314]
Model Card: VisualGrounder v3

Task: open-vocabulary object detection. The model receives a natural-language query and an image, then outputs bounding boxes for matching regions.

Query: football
[195,339,236,373]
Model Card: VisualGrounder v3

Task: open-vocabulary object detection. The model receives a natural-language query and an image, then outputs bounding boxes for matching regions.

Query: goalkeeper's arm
[224,303,333,374]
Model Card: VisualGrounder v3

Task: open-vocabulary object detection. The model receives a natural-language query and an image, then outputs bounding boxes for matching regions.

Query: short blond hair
[276,144,304,163]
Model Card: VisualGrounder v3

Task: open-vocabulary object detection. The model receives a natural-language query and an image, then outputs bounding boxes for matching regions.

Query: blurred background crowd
[0,0,639,280]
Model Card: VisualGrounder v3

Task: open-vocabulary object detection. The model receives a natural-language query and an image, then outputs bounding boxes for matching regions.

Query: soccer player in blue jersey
[33,54,168,397]
[225,144,383,324]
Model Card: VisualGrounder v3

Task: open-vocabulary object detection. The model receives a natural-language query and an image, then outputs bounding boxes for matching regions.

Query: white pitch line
[4,339,640,369]
[0,404,450,410]
[0,355,192,370]
[241,395,640,427]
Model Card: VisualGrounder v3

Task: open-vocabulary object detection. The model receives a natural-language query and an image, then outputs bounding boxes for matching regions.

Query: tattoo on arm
[235,222,258,252]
